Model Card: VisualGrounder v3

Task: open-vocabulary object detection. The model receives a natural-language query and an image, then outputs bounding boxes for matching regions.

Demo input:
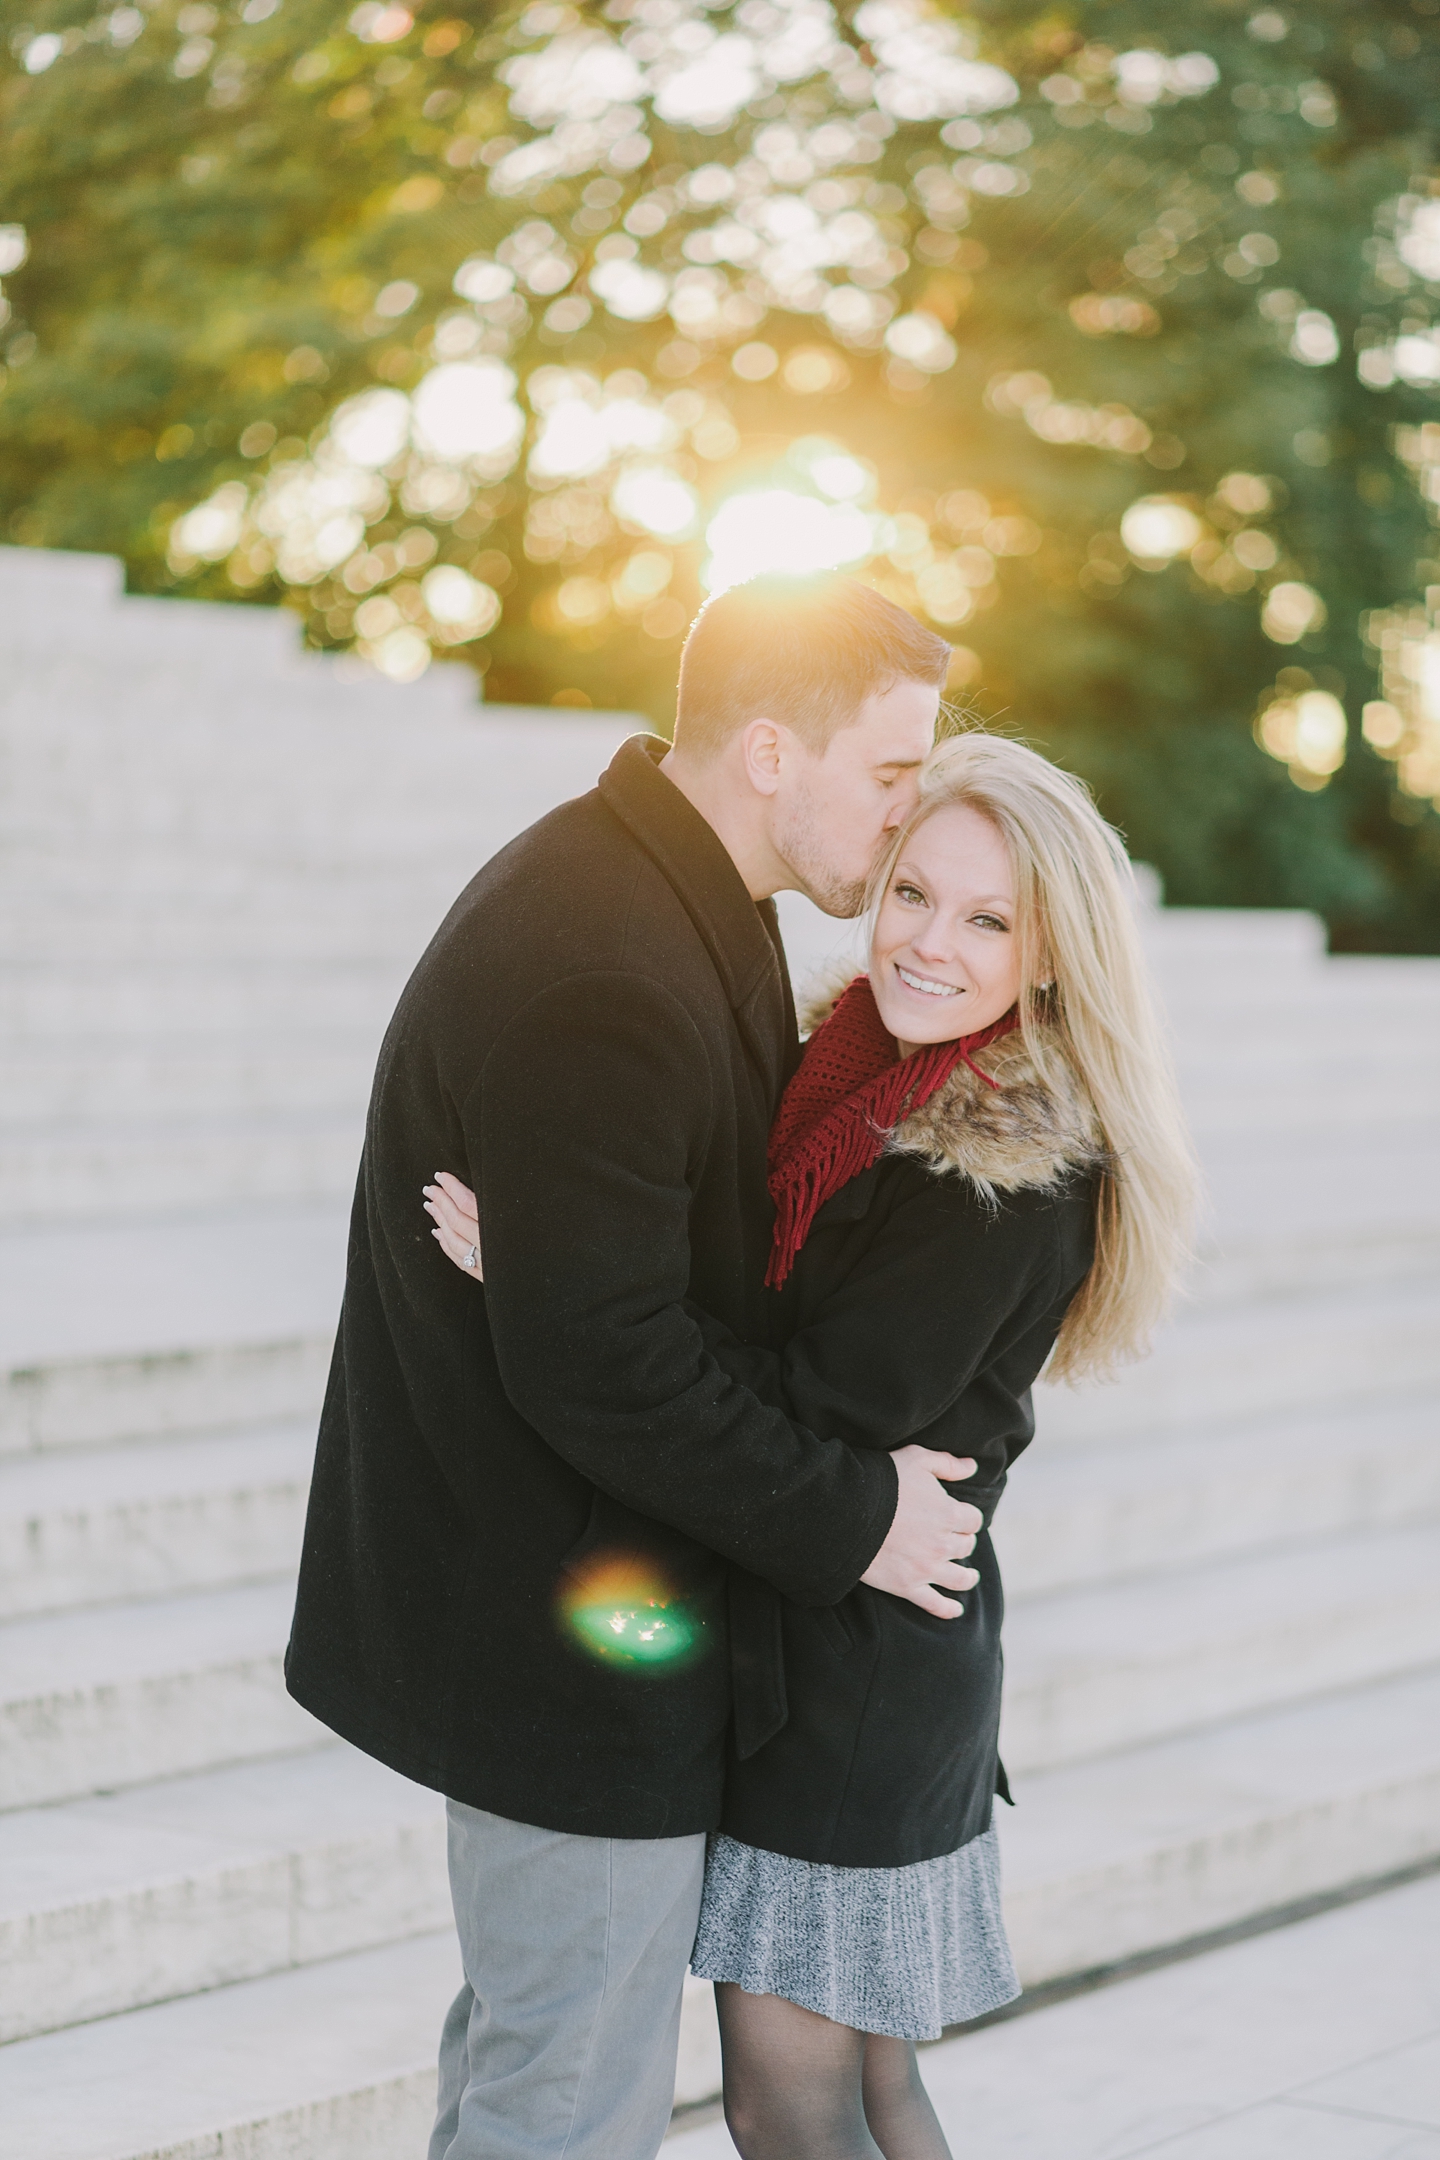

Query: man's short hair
[673,573,951,758]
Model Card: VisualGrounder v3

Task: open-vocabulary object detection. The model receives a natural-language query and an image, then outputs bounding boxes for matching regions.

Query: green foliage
[4,0,1440,945]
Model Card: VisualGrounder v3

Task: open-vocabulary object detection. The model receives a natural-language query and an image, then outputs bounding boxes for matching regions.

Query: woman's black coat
[711,1063,1100,1870]
[285,737,898,1840]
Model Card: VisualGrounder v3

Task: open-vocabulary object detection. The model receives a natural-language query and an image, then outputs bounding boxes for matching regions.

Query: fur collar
[800,977,1106,1200]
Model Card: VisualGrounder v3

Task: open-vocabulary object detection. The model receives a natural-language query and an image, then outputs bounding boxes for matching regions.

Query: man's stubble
[773,780,873,921]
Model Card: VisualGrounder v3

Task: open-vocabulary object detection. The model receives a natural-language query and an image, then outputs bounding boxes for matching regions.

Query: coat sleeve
[694,1172,1068,1514]
[776,1176,1063,1452]
[468,971,898,1606]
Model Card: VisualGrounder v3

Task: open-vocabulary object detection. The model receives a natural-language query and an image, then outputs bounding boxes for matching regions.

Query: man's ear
[738,717,785,798]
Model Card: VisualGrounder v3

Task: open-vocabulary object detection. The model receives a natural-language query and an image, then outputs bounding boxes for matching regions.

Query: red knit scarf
[766,975,1020,1288]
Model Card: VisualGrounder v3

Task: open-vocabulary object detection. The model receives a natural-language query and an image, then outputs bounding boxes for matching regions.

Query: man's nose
[884,778,922,829]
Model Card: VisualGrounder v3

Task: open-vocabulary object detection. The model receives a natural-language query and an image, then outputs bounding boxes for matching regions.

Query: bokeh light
[1121,497,1204,564]
[703,488,875,591]
[1261,581,1327,645]
[64,0,1427,863]
[1255,683,1347,790]
[330,389,410,470]
[612,465,699,538]
[559,1554,704,1668]
[412,362,525,469]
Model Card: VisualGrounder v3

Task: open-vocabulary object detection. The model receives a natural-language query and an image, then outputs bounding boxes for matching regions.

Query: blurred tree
[0,0,508,573]
[3,0,1440,945]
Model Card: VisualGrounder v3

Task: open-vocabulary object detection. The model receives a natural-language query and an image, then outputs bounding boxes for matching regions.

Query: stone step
[0,888,463,966]
[1155,947,1440,1001]
[15,916,1437,1047]
[1000,1663,1440,1985]
[1000,1520,1440,1774]
[1037,1275,1440,1445]
[0,1207,332,1455]
[1153,955,1440,1005]
[1,1263,1428,1495]
[0,959,402,1037]
[1139,907,1327,965]
[1186,1220,1440,1304]
[6,1374,1431,1641]
[5,1083,1436,1261]
[8,1037,1440,1144]
[7,1505,1432,2031]
[0,880,1411,989]
[1,1332,331,1457]
[1197,1154,1440,1298]
[998,1392,1440,1599]
[0,1036,378,1125]
[0,1425,313,1620]
[0,1924,460,2160]
[0,1746,448,2044]
[0,1579,319,1810]
[2,1668,1435,2158]
[6,1472,1431,1820]
[1181,1078,1440,1137]
[0,1111,365,1224]
[1,701,634,852]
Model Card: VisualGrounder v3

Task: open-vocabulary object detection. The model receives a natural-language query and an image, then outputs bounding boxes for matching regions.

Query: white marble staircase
[0,545,1437,2160]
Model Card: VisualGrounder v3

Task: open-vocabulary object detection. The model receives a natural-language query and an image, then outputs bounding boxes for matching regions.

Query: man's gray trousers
[428,1799,708,2160]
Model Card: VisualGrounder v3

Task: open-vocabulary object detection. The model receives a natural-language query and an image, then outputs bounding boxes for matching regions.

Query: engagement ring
[463,1244,479,1270]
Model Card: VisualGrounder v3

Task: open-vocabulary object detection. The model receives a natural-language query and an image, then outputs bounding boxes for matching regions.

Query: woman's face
[869,802,1023,1053]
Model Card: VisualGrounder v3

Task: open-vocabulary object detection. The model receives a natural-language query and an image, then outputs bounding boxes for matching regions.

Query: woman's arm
[768,1173,1066,1459]
[421,1161,1003,1606]
[423,1162,1060,1455]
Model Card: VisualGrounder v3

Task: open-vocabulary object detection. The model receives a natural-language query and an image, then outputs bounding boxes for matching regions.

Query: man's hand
[861,1444,983,1618]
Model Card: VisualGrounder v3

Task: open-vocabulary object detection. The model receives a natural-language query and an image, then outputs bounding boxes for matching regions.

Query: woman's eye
[894,882,927,905]
[972,913,1009,933]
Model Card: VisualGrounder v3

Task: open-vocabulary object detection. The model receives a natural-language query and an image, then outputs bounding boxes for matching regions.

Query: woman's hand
[423,1172,484,1280]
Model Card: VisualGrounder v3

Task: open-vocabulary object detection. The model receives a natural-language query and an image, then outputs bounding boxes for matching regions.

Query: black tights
[715,1984,953,2160]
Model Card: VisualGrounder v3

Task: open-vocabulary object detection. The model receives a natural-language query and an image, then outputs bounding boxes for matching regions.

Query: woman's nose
[909,925,959,964]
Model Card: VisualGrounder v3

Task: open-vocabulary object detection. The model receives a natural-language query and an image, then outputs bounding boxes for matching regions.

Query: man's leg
[428,1799,707,2160]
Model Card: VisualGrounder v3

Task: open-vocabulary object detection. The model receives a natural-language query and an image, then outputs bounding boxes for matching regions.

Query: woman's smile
[894,963,964,1001]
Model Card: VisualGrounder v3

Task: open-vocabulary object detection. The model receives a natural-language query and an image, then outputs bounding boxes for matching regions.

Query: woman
[424,733,1194,2160]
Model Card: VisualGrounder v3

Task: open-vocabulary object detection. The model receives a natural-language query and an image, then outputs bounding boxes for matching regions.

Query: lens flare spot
[560,1554,703,1668]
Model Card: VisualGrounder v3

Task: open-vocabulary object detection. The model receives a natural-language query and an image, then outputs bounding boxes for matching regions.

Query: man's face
[771,677,939,917]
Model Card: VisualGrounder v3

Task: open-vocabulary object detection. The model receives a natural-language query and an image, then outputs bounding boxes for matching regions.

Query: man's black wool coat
[285,735,899,1839]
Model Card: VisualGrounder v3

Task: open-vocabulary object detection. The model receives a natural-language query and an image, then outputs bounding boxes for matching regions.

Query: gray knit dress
[690,1824,1020,2042]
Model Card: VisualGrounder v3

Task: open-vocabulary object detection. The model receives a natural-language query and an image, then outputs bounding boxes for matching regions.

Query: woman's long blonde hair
[871,732,1197,1383]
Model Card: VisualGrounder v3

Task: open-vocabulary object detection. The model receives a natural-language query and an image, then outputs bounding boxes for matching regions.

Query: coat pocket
[813,1602,855,1657]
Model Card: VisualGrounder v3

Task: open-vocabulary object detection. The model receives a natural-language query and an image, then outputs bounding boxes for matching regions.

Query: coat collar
[598,734,794,1094]
[892,1024,1107,1196]
[800,974,1106,1198]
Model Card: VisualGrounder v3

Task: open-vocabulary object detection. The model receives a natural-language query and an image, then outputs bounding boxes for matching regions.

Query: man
[286,574,981,2160]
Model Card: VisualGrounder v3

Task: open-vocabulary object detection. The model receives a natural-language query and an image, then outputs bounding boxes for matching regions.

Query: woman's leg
[861,2034,954,2160]
[714,1984,882,2160]
[713,1988,954,2160]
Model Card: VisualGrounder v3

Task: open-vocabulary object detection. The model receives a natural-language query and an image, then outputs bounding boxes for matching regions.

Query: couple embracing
[286,573,1193,2160]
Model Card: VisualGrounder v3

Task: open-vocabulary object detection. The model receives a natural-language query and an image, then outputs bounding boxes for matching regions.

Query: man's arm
[680,1172,1061,1613]
[470,971,971,1608]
